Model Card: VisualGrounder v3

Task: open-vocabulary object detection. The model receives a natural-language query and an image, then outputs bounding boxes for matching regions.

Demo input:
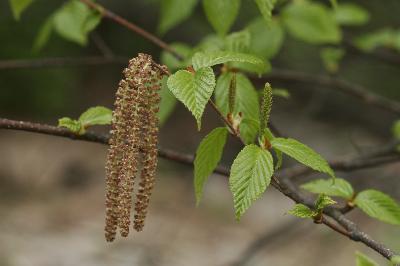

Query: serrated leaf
[79,106,112,128]
[158,0,198,35]
[254,0,277,24]
[356,251,379,266]
[225,30,251,53]
[354,189,400,225]
[194,127,228,204]
[53,0,102,46]
[167,67,216,129]
[33,16,54,51]
[320,47,345,73]
[230,145,274,219]
[271,138,335,178]
[214,72,259,143]
[192,51,267,74]
[315,194,336,211]
[158,77,177,126]
[282,1,341,44]
[202,0,240,36]
[58,117,82,134]
[301,178,354,200]
[288,204,317,218]
[334,3,369,26]
[160,43,193,71]
[9,0,34,20]
[246,17,284,60]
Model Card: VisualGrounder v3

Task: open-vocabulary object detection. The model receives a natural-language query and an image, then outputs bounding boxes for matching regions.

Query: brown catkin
[104,53,167,241]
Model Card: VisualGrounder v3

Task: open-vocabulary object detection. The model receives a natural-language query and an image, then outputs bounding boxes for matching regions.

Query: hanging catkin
[104,53,167,242]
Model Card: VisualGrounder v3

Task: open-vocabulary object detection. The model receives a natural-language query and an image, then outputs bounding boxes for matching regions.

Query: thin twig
[79,0,182,60]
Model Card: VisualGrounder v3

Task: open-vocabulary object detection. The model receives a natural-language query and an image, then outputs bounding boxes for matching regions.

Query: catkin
[104,53,167,241]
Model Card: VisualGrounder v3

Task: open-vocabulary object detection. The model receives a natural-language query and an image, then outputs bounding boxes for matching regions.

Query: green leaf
[240,118,260,145]
[254,0,277,24]
[9,0,34,20]
[391,256,400,265]
[195,34,225,52]
[79,106,112,128]
[167,67,216,129]
[202,0,240,36]
[272,88,290,99]
[53,0,102,45]
[192,51,267,74]
[288,204,317,218]
[58,117,82,134]
[301,178,354,200]
[392,120,400,140]
[225,30,251,53]
[160,43,193,71]
[282,1,341,44]
[333,3,370,26]
[320,47,345,73]
[271,138,335,178]
[230,145,274,219]
[33,16,54,51]
[354,189,400,225]
[356,251,379,266]
[246,17,284,60]
[158,0,198,35]
[214,72,259,143]
[158,77,177,126]
[194,127,228,205]
[354,28,397,52]
[315,194,336,211]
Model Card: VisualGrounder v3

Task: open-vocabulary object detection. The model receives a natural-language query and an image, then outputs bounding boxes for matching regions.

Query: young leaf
[354,189,400,225]
[282,1,341,44]
[214,72,259,143]
[354,28,396,52]
[320,47,345,73]
[194,127,228,205]
[191,51,266,73]
[259,83,273,137]
[158,0,198,35]
[246,18,284,60]
[9,0,34,20]
[167,67,216,129]
[333,3,370,26]
[254,0,277,24]
[272,88,290,99]
[202,0,240,36]
[301,178,354,200]
[33,16,54,51]
[79,106,112,128]
[392,120,400,140]
[158,77,177,126]
[230,145,274,219]
[58,117,82,134]
[315,194,336,211]
[271,138,335,178]
[288,204,317,218]
[53,0,102,46]
[355,251,379,266]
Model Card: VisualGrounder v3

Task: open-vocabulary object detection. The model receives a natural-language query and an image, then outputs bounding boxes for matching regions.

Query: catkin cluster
[105,53,167,242]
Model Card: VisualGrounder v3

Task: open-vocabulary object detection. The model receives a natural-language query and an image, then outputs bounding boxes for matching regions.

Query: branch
[79,0,182,60]
[1,118,398,260]
[265,69,400,115]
